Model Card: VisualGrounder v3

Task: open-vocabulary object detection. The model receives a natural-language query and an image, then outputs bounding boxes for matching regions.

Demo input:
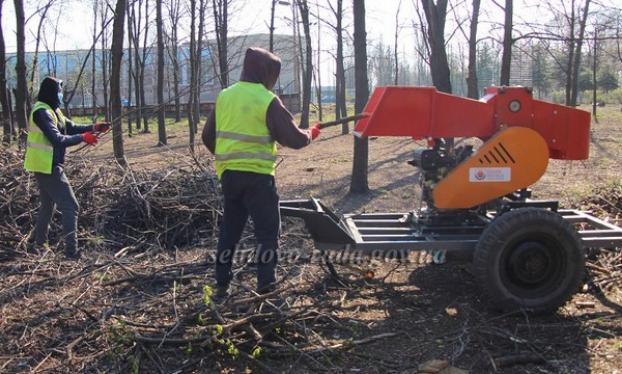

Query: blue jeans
[215,170,280,293]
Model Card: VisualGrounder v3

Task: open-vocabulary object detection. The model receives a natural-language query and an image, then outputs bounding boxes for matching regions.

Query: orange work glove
[310,123,321,140]
[81,132,98,145]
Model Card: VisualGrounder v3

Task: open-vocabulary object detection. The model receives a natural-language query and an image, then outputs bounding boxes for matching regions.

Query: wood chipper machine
[280,86,622,313]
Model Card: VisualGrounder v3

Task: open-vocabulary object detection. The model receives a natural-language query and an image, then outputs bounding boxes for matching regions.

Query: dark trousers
[33,166,79,252]
[216,170,280,293]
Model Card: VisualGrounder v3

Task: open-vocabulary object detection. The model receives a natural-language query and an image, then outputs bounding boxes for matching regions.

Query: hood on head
[37,76,63,109]
[239,47,281,90]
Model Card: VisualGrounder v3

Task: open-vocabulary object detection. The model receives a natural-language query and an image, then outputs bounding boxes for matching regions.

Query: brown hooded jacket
[202,47,312,154]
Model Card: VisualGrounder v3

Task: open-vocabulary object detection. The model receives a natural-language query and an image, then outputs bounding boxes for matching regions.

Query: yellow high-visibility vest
[23,101,66,174]
[214,82,277,178]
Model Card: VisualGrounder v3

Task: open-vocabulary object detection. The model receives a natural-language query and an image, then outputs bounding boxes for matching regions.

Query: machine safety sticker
[469,167,511,182]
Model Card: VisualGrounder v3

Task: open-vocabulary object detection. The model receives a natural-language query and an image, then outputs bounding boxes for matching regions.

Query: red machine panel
[355,86,591,160]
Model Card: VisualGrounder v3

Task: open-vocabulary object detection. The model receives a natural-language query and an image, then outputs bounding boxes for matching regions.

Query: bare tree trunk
[156,0,166,145]
[570,0,591,106]
[213,0,229,89]
[0,0,12,144]
[591,26,598,120]
[126,0,132,136]
[110,0,127,166]
[13,0,27,148]
[140,0,150,132]
[466,0,480,98]
[101,2,110,121]
[188,0,197,151]
[420,0,451,93]
[499,0,512,86]
[130,0,142,130]
[351,0,369,193]
[315,2,322,122]
[297,0,312,129]
[269,0,277,52]
[393,0,402,85]
[194,0,206,133]
[167,0,181,122]
[92,0,97,115]
[28,1,54,101]
[565,0,576,105]
[331,0,348,134]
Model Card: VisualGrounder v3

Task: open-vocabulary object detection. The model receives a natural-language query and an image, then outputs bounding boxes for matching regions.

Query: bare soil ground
[1,105,621,373]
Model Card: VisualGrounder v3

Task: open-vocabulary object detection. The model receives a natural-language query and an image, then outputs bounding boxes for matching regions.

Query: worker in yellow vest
[24,77,110,258]
[202,48,320,302]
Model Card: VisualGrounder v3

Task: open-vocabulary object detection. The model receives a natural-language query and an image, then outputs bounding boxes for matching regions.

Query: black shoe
[210,287,230,305]
[64,248,82,260]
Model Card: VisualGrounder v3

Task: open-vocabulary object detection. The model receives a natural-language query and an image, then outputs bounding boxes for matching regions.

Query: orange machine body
[354,86,591,209]
[433,127,549,209]
[354,86,591,160]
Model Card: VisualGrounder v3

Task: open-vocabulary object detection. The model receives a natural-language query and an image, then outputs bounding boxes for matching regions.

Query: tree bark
[315,2,322,122]
[126,0,132,136]
[101,1,110,121]
[0,0,12,144]
[156,0,166,145]
[269,0,276,52]
[92,0,97,115]
[167,0,181,122]
[187,0,197,151]
[297,0,312,129]
[570,0,591,106]
[420,0,451,93]
[194,0,206,132]
[28,1,53,102]
[140,0,149,132]
[13,0,27,148]
[499,0,513,86]
[350,0,369,193]
[466,0,480,98]
[213,0,229,89]
[332,0,347,134]
[110,0,127,166]
[393,0,402,85]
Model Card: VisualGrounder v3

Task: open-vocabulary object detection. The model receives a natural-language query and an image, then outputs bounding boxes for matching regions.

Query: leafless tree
[100,0,111,120]
[110,0,127,165]
[499,0,513,86]
[213,0,230,88]
[350,0,369,193]
[126,0,133,135]
[466,0,480,98]
[92,0,98,117]
[13,0,27,148]
[130,0,151,132]
[0,0,12,144]
[27,0,56,101]
[156,0,166,145]
[297,0,313,129]
[166,0,182,122]
[420,0,452,93]
[394,0,403,85]
[325,0,348,133]
[314,1,323,121]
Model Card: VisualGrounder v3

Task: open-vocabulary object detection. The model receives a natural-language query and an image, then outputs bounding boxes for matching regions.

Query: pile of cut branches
[0,149,221,253]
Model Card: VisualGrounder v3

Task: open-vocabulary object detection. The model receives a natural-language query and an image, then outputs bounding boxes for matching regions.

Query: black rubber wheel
[473,208,585,314]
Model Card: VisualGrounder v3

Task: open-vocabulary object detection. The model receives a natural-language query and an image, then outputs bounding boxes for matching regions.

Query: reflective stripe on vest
[214,82,277,178]
[23,101,63,174]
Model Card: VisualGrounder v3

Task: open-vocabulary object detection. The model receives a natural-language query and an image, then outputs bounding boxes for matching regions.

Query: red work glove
[94,122,111,133]
[81,132,98,146]
[310,123,321,141]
